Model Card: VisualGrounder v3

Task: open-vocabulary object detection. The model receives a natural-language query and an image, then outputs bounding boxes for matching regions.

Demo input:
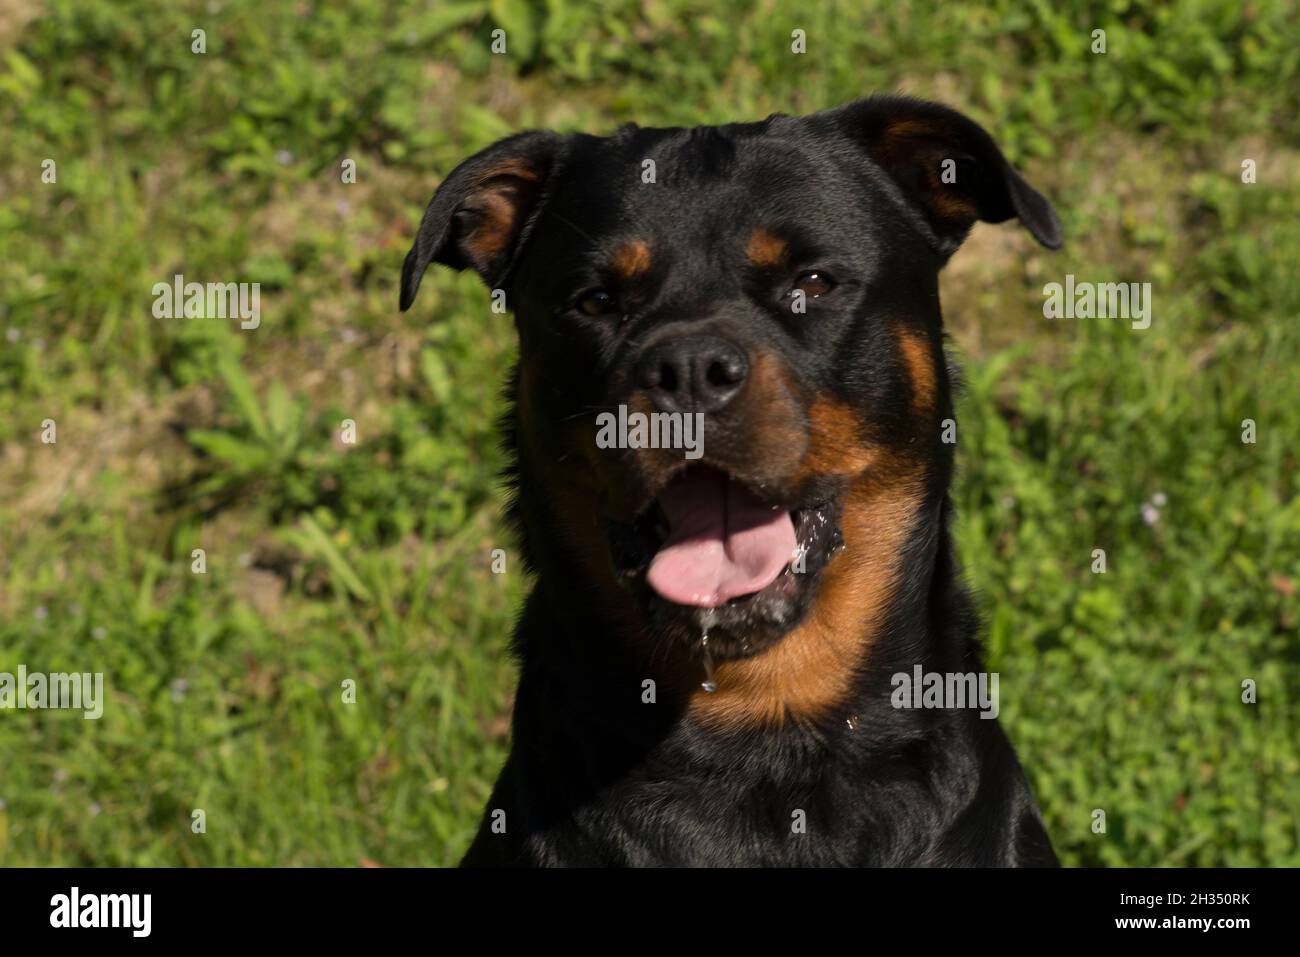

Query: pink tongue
[646,470,797,608]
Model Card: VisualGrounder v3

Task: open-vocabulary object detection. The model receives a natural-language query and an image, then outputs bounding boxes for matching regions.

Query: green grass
[1,0,1297,866]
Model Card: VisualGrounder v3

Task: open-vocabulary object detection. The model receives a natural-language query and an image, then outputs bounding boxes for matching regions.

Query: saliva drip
[699,609,718,693]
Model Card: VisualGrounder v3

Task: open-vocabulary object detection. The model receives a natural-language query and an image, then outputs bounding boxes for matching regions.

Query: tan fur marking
[921,165,976,222]
[736,351,809,480]
[885,118,944,143]
[463,191,516,263]
[796,398,878,481]
[930,188,977,222]
[612,241,652,281]
[896,328,937,415]
[461,163,545,266]
[485,161,543,184]
[745,229,788,268]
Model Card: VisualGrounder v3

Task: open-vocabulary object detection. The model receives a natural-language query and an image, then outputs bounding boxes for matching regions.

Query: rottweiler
[400,95,1063,867]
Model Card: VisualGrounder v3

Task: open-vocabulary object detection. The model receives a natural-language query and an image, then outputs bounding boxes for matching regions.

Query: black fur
[402,96,1061,867]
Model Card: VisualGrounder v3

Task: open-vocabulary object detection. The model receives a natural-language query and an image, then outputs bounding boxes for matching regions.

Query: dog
[400,95,1063,866]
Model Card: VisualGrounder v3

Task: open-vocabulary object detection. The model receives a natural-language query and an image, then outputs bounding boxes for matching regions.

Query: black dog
[401,95,1062,866]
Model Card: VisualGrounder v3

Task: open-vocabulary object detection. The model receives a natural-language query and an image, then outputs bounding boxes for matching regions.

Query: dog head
[401,96,1060,703]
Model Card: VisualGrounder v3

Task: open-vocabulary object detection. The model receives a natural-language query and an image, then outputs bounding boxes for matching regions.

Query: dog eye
[791,271,836,299]
[575,290,618,317]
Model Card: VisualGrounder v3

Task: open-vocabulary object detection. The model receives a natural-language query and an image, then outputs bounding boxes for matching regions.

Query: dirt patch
[0,0,43,50]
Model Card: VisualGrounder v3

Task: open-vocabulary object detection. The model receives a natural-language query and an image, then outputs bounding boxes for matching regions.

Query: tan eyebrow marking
[611,241,652,280]
[745,228,788,268]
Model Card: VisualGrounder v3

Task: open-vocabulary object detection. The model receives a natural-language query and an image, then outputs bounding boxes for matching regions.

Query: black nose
[634,336,749,414]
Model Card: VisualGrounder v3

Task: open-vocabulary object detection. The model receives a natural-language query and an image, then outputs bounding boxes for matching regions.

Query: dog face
[401,96,1060,669]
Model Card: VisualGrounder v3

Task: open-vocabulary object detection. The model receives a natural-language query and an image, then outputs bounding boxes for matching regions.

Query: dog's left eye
[790,271,836,299]
[575,290,618,317]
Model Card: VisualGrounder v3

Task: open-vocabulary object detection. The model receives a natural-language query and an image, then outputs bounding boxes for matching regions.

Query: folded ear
[822,95,1062,258]
[399,130,564,311]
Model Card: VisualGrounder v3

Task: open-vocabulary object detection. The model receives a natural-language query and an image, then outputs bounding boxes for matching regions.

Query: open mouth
[647,467,797,607]
[608,465,843,658]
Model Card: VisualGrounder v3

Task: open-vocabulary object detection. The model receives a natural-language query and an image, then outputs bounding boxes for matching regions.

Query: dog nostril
[635,337,746,413]
[658,362,679,393]
[707,356,744,388]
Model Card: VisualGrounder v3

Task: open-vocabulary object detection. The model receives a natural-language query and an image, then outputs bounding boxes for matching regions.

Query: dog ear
[823,95,1062,258]
[399,130,564,311]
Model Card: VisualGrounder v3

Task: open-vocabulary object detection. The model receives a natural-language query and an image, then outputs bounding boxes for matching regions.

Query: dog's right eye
[575,290,618,317]
[791,271,836,299]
